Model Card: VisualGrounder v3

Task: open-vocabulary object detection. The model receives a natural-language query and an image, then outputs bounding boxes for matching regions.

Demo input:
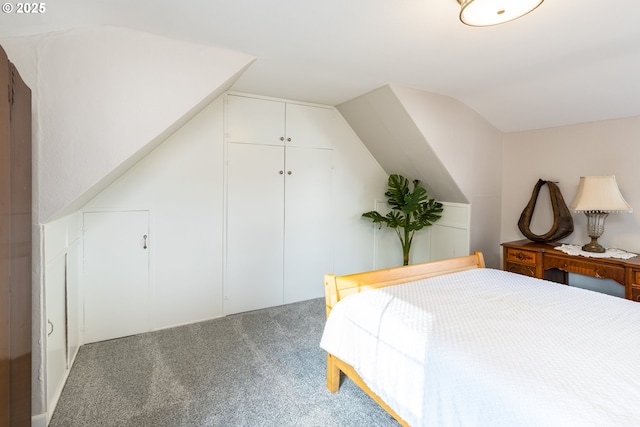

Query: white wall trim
[32,413,47,427]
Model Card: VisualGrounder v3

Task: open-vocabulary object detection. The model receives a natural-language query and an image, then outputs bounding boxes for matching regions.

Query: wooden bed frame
[323,252,486,426]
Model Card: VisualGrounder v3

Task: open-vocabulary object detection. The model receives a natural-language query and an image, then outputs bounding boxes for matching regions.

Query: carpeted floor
[49,297,399,426]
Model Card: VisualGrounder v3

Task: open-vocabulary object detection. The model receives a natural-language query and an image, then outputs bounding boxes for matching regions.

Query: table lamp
[569,176,632,253]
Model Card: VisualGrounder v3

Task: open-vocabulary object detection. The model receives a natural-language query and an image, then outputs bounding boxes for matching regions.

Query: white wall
[501,115,640,253]
[81,93,390,328]
[83,99,226,327]
[331,113,390,275]
[501,115,640,297]
[391,86,504,268]
[42,213,82,424]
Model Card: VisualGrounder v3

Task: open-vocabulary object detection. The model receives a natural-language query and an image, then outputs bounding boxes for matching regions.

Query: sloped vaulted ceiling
[338,85,498,204]
[2,26,255,222]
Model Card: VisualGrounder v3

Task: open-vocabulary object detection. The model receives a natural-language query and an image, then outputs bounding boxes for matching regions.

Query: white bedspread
[320,268,640,426]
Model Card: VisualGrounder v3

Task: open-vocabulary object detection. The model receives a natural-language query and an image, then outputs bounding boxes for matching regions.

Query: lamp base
[581,211,609,253]
[582,238,606,253]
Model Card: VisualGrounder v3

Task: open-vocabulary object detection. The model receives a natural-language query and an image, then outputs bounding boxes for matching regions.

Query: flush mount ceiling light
[457,0,544,27]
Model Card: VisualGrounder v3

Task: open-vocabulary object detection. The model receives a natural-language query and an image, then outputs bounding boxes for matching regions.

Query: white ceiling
[1,0,640,132]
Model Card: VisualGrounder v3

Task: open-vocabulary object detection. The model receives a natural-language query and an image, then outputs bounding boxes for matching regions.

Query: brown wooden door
[0,44,32,427]
[9,57,32,427]
[1,44,12,427]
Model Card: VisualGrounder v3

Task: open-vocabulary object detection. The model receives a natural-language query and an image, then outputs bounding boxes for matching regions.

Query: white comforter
[320,268,640,426]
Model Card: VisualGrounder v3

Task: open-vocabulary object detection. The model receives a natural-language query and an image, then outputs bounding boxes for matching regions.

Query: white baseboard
[44,343,81,426]
[32,413,47,427]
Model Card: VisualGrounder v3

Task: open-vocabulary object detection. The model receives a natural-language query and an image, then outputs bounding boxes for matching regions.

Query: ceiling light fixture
[457,0,544,27]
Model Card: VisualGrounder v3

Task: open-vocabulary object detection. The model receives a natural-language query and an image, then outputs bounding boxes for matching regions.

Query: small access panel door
[83,210,150,343]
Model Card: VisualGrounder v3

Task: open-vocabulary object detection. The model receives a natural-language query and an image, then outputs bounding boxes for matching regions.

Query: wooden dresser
[502,240,640,302]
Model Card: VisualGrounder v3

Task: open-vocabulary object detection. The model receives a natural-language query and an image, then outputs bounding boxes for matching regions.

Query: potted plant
[363,174,443,266]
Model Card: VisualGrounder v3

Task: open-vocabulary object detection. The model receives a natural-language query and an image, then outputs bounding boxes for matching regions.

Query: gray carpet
[49,298,399,426]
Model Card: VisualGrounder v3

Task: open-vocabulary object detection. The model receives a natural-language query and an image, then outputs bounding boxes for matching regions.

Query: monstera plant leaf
[385,174,411,210]
[362,174,443,265]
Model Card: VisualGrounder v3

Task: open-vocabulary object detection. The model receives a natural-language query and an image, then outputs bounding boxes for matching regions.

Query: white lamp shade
[569,176,633,213]
[458,0,544,27]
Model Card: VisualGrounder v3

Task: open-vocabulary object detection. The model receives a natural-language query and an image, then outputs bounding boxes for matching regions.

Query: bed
[320,252,640,426]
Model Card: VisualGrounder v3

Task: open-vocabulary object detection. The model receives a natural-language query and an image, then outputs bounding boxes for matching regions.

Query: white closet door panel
[83,210,150,343]
[226,95,285,146]
[225,143,285,314]
[283,147,333,303]
[285,103,334,149]
[45,254,67,409]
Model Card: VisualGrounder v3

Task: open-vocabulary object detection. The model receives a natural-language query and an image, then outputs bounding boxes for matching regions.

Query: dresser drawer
[544,255,625,284]
[505,248,538,265]
[505,262,537,278]
[631,286,640,302]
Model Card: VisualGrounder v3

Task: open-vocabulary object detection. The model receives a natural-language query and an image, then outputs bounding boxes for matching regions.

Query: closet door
[45,253,67,408]
[283,103,333,302]
[0,47,11,427]
[83,211,150,343]
[224,95,335,313]
[283,146,333,303]
[285,103,334,149]
[226,95,284,146]
[225,142,285,315]
[9,65,32,427]
[0,48,31,427]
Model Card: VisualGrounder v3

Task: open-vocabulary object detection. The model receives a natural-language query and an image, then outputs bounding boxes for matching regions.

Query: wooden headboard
[324,252,485,317]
